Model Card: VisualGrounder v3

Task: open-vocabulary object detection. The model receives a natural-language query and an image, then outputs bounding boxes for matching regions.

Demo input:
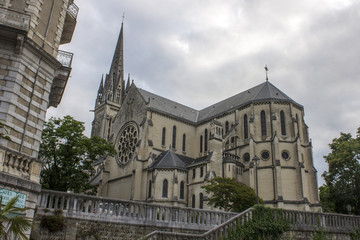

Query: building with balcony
[0,0,78,236]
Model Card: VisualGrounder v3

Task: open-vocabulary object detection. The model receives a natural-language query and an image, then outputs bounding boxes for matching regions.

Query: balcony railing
[67,3,79,19]
[0,7,30,32]
[57,50,73,68]
[37,189,237,231]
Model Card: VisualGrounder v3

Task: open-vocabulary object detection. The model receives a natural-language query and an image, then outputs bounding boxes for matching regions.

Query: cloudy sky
[48,0,360,185]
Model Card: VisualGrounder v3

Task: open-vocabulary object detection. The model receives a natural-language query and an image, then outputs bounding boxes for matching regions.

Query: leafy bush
[224,205,290,240]
[312,225,327,240]
[40,210,65,232]
[349,227,360,240]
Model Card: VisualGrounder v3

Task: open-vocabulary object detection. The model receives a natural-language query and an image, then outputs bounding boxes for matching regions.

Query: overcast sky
[48,0,360,185]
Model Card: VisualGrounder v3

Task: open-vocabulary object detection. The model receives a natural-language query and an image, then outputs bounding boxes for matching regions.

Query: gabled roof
[148,150,188,171]
[137,81,301,125]
[138,89,198,123]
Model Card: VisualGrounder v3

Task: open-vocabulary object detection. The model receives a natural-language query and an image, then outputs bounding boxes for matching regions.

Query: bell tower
[91,23,128,139]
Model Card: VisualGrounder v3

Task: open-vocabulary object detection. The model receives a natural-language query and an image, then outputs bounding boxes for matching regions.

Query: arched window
[180,181,185,199]
[172,126,176,149]
[261,110,266,136]
[182,134,186,152]
[200,135,203,153]
[162,179,168,198]
[225,121,229,133]
[244,114,248,139]
[148,180,152,198]
[192,194,196,208]
[199,193,204,209]
[162,127,166,146]
[280,111,286,135]
[204,129,208,152]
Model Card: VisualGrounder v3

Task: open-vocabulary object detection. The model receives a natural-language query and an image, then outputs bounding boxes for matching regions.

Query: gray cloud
[48,0,360,186]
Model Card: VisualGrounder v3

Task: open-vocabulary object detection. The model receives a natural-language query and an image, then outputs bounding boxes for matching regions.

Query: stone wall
[30,215,204,240]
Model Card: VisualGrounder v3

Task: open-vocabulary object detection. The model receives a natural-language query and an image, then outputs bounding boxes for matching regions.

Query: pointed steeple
[95,75,104,107]
[109,23,124,97]
[126,73,131,92]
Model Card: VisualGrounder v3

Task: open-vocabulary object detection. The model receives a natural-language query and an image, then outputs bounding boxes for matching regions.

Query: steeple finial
[122,12,125,24]
[264,65,269,81]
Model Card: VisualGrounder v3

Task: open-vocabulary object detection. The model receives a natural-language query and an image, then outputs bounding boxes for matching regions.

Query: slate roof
[148,150,188,171]
[148,151,211,171]
[138,89,198,123]
[137,81,301,125]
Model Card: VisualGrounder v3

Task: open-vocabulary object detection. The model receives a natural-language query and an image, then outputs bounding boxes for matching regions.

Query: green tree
[321,127,360,215]
[0,196,31,240]
[39,115,116,194]
[202,177,262,212]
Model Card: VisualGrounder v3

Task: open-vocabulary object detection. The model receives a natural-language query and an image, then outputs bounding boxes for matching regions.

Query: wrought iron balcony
[67,3,79,20]
[57,50,73,68]
[0,7,30,32]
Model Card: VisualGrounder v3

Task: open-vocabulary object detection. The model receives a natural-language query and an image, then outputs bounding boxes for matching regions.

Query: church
[90,23,321,212]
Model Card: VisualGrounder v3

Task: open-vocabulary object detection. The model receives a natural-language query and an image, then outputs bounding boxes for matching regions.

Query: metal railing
[57,50,73,68]
[0,7,30,32]
[67,3,79,19]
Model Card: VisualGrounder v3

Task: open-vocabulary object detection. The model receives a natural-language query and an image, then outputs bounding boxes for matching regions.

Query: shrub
[40,210,65,232]
[224,205,291,240]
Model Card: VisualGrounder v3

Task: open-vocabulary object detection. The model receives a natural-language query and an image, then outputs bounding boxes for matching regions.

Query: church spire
[95,75,104,107]
[109,23,124,95]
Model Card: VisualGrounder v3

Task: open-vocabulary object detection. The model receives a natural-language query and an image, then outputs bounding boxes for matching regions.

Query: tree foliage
[224,205,290,240]
[202,177,262,212]
[321,127,360,215]
[0,196,31,240]
[39,115,116,194]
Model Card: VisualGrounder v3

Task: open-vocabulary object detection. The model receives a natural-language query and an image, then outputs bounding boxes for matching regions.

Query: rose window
[116,123,138,165]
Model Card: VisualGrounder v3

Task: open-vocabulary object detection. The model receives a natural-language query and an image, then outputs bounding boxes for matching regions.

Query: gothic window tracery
[115,122,138,166]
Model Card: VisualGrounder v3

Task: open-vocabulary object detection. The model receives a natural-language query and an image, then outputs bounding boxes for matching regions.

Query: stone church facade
[91,24,321,212]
